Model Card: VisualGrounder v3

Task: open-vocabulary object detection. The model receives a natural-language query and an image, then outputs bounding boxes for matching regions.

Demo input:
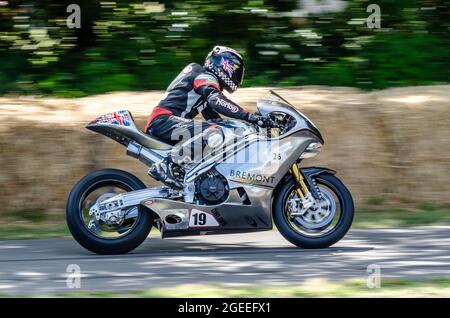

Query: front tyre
[66,169,153,254]
[273,173,354,249]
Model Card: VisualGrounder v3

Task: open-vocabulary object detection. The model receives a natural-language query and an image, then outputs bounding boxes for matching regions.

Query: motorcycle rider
[145,45,274,184]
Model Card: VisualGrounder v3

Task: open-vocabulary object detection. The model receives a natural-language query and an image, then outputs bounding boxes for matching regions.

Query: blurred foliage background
[0,0,449,97]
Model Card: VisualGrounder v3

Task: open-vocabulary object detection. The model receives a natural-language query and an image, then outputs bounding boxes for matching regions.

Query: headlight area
[300,142,322,158]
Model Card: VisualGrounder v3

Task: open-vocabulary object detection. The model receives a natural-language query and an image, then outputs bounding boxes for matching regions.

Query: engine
[196,170,229,204]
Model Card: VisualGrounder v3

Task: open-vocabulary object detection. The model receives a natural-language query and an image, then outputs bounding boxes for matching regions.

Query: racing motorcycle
[66,91,354,254]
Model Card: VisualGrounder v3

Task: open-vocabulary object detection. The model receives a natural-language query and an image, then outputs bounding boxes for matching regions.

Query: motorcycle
[66,90,354,254]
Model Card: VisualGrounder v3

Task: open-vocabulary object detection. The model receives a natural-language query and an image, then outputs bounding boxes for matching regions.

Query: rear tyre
[66,169,153,254]
[273,173,354,248]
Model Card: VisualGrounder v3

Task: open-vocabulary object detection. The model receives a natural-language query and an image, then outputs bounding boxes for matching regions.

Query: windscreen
[268,90,294,107]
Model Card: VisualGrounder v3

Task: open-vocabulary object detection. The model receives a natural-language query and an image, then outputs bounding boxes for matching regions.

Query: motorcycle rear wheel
[66,168,153,255]
[273,173,354,248]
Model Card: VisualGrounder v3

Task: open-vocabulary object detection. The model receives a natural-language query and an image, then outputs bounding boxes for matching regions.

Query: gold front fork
[290,163,310,198]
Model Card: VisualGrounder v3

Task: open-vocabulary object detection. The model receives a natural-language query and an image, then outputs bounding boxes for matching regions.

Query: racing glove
[247,113,275,128]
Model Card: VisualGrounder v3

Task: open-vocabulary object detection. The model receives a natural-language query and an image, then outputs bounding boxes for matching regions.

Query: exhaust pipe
[127,142,163,167]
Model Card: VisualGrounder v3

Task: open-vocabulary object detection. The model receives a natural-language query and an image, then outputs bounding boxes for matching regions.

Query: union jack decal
[221,57,235,77]
[90,110,131,126]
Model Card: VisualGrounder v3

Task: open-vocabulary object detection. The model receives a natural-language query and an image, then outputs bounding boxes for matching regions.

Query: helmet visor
[224,55,244,86]
[236,64,245,85]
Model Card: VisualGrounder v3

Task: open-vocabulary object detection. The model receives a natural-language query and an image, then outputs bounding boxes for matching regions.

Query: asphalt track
[0,226,449,295]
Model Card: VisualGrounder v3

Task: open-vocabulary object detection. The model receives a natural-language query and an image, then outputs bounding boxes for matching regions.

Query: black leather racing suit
[145,63,250,145]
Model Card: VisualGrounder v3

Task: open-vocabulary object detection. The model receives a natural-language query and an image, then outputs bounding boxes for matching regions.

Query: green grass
[354,206,450,228]
[31,277,450,298]
[0,223,70,240]
[0,210,69,240]
[0,205,448,240]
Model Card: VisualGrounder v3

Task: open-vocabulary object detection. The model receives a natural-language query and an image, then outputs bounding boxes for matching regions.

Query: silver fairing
[147,99,321,236]
[185,98,322,188]
[144,184,273,238]
[257,98,323,141]
[215,130,315,187]
[86,96,323,237]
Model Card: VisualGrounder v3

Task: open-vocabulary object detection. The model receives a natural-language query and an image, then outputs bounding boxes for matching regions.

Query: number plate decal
[189,209,220,228]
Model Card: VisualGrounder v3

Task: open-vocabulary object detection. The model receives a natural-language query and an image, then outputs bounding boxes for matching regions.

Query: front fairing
[257,97,323,143]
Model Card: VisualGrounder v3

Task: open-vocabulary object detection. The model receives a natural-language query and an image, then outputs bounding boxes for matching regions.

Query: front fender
[301,167,336,199]
[301,167,336,178]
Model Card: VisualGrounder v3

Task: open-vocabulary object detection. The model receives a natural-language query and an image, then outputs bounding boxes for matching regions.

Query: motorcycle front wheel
[66,168,153,254]
[273,173,354,249]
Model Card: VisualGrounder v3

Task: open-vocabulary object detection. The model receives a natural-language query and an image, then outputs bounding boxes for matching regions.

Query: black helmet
[204,45,245,93]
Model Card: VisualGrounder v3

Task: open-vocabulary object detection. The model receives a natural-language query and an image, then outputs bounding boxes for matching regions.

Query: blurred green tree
[0,0,449,96]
